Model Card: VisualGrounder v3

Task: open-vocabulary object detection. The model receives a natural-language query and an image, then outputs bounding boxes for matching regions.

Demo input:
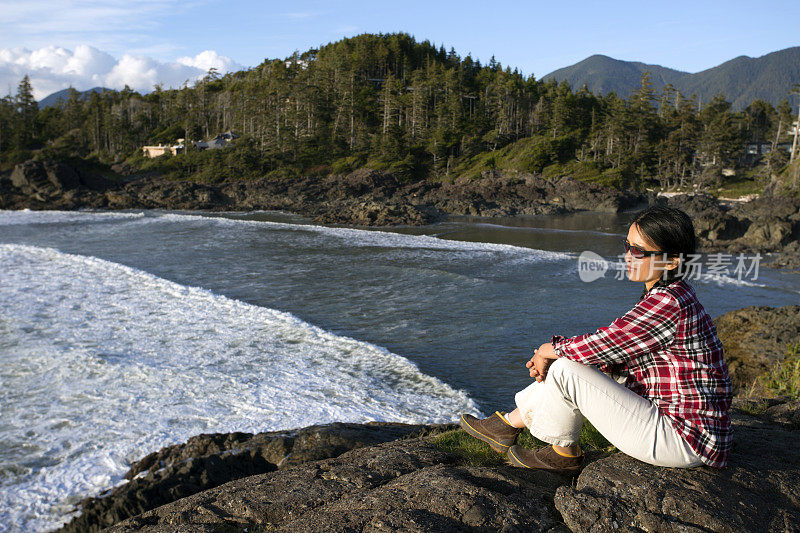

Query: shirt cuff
[550,334,568,357]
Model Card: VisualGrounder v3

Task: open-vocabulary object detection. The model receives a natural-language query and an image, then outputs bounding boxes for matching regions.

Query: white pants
[514,357,703,468]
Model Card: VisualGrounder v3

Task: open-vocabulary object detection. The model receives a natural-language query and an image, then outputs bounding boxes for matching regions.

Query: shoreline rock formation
[51,304,800,532]
[714,305,800,392]
[58,400,799,532]
[2,159,798,270]
[58,423,453,533]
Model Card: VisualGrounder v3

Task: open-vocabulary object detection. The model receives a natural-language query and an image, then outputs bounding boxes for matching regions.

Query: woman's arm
[547,290,681,368]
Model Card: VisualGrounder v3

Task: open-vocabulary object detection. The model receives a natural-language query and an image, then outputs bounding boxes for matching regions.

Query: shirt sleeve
[550,290,681,368]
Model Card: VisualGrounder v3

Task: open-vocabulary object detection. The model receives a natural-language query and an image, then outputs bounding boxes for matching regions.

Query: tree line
[1,33,798,190]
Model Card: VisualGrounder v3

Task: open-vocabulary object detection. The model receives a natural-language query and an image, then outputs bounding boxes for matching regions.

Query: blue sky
[166,0,800,76]
[1,0,799,98]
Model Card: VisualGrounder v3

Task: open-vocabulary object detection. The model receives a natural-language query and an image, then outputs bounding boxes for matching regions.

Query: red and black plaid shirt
[550,279,732,468]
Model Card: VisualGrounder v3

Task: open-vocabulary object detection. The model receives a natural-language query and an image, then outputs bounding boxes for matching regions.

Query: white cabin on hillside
[142,139,185,158]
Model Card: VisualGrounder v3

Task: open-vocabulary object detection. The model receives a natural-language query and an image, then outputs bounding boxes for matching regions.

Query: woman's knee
[548,357,585,383]
[547,357,614,403]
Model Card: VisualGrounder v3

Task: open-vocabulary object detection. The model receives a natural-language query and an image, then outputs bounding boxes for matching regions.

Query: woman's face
[624,223,679,286]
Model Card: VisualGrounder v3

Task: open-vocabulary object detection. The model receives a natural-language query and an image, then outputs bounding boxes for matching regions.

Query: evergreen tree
[0,95,15,153]
[14,75,39,148]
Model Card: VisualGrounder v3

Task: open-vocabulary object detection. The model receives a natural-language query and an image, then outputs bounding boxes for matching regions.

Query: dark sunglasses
[623,238,665,259]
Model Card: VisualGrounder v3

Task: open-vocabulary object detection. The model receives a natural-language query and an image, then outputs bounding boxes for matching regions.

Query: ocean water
[1,209,798,531]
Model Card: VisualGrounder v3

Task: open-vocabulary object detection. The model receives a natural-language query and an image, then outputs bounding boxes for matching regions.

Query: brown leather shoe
[459,412,522,453]
[507,445,584,474]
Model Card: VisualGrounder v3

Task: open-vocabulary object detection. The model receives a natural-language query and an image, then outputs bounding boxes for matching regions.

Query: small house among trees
[142,139,185,158]
[745,142,793,156]
[142,132,239,157]
[194,131,239,151]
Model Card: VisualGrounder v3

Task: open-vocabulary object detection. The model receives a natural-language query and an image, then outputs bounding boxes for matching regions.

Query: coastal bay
[1,209,798,530]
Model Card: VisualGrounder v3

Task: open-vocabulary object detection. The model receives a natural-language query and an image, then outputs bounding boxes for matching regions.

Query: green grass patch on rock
[452,135,577,181]
[756,343,800,400]
[711,171,764,198]
[434,418,616,467]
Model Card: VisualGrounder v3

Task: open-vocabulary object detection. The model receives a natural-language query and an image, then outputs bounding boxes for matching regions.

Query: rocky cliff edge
[56,400,800,533]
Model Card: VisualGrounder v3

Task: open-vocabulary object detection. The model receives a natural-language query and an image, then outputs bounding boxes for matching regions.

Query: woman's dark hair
[631,206,696,300]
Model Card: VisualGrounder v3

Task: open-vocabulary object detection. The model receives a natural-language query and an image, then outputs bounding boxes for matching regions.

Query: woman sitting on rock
[460,206,733,473]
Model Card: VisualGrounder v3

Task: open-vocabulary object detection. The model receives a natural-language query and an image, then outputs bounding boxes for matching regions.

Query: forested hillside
[1,33,798,193]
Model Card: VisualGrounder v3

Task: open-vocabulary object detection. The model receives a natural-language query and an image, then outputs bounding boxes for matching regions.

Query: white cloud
[176,50,242,74]
[0,45,245,100]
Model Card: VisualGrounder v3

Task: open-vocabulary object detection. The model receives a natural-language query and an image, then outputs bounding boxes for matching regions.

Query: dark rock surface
[105,439,570,533]
[732,397,800,428]
[554,410,800,532]
[1,160,112,209]
[660,193,800,271]
[1,161,647,226]
[90,405,800,533]
[10,159,82,193]
[58,422,454,533]
[312,200,437,226]
[765,240,800,272]
[713,305,800,391]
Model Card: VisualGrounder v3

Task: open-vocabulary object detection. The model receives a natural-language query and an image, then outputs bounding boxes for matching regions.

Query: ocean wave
[0,209,145,226]
[468,220,623,237]
[145,212,575,262]
[0,244,479,532]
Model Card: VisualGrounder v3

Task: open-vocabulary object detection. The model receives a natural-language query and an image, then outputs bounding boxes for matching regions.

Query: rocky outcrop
[312,201,438,226]
[58,423,454,533]
[106,439,568,533]
[3,160,799,268]
[732,397,800,427]
[3,159,100,206]
[213,169,649,223]
[10,159,82,193]
[767,241,800,271]
[79,403,800,533]
[0,159,112,209]
[417,172,650,217]
[661,193,800,270]
[1,161,648,226]
[554,408,800,532]
[713,305,800,391]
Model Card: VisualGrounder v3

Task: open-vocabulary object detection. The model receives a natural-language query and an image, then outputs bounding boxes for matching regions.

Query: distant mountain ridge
[38,87,111,107]
[543,47,800,109]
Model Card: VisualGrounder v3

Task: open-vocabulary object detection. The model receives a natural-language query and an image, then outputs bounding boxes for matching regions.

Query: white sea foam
[0,209,145,226]
[146,212,574,261]
[693,272,765,288]
[0,209,573,265]
[0,244,480,532]
[469,221,623,237]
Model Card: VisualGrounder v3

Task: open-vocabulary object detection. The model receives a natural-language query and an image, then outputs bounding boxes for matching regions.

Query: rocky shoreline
[53,304,800,532]
[58,423,455,533]
[57,400,799,532]
[2,159,799,271]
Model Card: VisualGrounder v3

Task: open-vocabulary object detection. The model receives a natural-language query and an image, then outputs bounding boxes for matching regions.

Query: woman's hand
[526,343,558,382]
